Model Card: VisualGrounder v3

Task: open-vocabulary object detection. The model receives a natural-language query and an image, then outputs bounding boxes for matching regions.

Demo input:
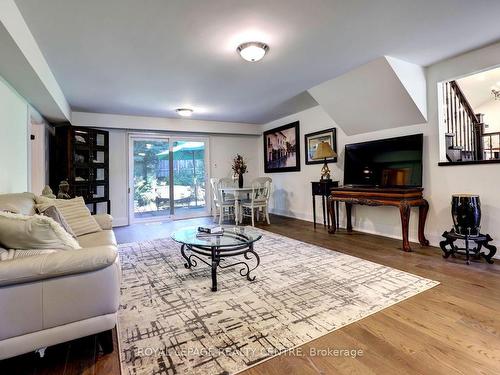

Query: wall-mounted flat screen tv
[344,134,423,188]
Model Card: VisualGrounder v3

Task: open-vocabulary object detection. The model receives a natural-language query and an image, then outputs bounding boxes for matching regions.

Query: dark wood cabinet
[50,124,110,214]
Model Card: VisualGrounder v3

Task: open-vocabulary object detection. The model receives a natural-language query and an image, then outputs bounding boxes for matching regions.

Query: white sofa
[0,193,121,360]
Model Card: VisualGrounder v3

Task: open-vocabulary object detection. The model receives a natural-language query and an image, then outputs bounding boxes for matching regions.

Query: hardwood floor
[2,214,500,374]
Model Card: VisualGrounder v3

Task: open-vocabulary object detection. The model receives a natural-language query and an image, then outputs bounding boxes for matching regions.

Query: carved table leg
[328,196,336,234]
[399,201,411,252]
[418,199,430,246]
[345,202,353,232]
[439,231,455,258]
[481,234,496,264]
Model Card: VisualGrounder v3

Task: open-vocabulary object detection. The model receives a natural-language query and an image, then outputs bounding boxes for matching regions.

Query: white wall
[477,99,500,133]
[29,106,52,194]
[210,135,260,182]
[108,129,129,226]
[106,129,260,226]
[0,75,29,193]
[260,41,500,254]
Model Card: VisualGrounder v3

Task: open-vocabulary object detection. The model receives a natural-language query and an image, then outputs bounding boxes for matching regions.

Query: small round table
[171,226,262,291]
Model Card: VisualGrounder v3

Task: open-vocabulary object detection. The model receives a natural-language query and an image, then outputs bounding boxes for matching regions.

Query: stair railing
[483,131,500,160]
[442,81,484,161]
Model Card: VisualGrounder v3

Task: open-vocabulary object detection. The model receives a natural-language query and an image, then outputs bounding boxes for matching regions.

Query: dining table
[220,186,253,225]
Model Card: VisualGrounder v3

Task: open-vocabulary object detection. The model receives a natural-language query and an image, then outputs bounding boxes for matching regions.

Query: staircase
[442,81,500,162]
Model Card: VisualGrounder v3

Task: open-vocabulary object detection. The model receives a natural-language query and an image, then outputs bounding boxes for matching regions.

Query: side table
[312,180,339,229]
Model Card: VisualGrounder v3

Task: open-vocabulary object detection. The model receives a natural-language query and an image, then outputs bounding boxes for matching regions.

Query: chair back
[218,177,235,189]
[209,178,219,203]
[250,177,272,203]
[216,177,236,203]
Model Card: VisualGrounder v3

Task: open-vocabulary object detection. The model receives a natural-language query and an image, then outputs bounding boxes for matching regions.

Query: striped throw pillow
[36,196,102,237]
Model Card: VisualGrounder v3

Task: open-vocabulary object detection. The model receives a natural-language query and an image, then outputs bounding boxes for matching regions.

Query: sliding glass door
[171,139,208,219]
[129,135,209,223]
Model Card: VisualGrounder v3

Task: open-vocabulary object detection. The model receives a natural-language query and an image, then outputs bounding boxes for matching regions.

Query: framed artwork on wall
[263,121,301,173]
[304,128,337,165]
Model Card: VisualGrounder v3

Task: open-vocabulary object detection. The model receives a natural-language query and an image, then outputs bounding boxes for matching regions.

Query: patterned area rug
[117,228,438,375]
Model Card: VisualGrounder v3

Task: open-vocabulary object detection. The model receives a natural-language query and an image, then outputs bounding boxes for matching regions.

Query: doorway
[128,134,209,223]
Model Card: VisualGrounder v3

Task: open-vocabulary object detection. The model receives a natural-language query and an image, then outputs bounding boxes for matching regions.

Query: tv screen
[344,134,423,188]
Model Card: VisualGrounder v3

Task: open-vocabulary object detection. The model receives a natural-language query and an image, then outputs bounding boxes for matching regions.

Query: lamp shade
[313,141,337,159]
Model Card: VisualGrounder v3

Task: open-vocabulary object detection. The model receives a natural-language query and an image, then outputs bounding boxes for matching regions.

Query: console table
[328,186,429,252]
[312,180,339,229]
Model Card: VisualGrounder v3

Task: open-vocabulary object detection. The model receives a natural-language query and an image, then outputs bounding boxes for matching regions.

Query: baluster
[462,105,469,152]
[458,104,465,150]
[445,82,451,134]
[453,85,457,147]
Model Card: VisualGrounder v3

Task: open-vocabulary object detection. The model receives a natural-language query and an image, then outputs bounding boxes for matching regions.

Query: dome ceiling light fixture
[175,108,194,117]
[237,41,269,62]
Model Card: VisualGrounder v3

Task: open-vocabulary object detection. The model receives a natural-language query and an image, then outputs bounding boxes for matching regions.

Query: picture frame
[304,128,337,165]
[263,121,301,173]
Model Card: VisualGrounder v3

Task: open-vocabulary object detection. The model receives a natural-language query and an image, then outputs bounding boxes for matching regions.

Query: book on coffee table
[198,226,223,234]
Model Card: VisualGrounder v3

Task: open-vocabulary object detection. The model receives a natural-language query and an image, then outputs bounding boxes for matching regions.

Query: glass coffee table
[171,226,262,291]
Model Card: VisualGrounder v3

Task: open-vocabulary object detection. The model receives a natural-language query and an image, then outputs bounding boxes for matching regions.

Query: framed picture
[304,128,337,165]
[263,121,300,173]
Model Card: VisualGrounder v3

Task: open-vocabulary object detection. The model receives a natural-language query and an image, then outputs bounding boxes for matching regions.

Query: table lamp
[313,141,337,180]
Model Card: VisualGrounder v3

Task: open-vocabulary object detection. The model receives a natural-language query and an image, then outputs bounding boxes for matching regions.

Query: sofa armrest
[93,213,113,230]
[0,246,118,287]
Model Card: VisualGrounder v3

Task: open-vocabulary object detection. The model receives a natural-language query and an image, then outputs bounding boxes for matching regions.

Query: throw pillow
[35,196,102,237]
[0,211,81,251]
[38,205,77,238]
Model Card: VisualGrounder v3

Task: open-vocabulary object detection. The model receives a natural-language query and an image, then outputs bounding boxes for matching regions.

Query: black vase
[238,174,244,188]
[451,194,481,235]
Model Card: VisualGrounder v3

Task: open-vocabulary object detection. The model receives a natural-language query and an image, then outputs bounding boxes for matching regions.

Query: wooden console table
[328,186,429,252]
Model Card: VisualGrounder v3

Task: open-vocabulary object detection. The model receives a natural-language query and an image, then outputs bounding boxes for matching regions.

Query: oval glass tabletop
[171,226,262,248]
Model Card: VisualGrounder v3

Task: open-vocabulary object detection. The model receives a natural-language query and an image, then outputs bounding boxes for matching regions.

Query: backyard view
[133,139,206,219]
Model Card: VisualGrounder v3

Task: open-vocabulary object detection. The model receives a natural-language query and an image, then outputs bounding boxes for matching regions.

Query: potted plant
[232,154,247,188]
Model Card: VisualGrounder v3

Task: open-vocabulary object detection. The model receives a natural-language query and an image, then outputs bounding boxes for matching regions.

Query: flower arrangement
[232,154,247,177]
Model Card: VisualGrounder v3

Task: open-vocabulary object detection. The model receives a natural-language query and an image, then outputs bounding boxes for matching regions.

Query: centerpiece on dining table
[232,154,248,188]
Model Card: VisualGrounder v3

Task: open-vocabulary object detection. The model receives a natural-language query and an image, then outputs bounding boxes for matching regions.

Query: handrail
[443,80,484,160]
[449,81,479,125]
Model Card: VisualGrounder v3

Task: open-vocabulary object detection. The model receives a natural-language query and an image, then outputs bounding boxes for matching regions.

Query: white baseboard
[112,217,129,227]
[275,207,500,260]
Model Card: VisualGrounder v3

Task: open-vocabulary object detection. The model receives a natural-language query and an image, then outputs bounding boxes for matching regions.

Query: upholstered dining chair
[240,177,272,226]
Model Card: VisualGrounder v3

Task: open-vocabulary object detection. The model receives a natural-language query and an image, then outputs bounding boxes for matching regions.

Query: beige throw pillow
[39,206,77,238]
[0,211,81,251]
[35,196,102,237]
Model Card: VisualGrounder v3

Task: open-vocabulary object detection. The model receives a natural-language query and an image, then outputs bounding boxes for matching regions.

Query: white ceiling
[14,0,500,124]
[457,65,500,109]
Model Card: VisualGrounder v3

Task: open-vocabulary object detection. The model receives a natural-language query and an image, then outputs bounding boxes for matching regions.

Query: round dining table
[220,186,253,224]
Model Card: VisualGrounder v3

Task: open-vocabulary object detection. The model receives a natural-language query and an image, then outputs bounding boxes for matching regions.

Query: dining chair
[209,178,220,221]
[240,177,272,226]
[218,177,236,200]
[214,178,237,224]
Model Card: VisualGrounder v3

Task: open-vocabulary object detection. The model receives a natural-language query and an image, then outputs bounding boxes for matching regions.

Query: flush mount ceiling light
[176,108,193,117]
[237,42,269,62]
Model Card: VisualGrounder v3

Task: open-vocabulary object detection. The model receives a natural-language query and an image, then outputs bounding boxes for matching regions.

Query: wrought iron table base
[440,230,496,265]
[180,243,260,291]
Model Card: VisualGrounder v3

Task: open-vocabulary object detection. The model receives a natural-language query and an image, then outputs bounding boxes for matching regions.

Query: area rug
[117,228,438,375]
